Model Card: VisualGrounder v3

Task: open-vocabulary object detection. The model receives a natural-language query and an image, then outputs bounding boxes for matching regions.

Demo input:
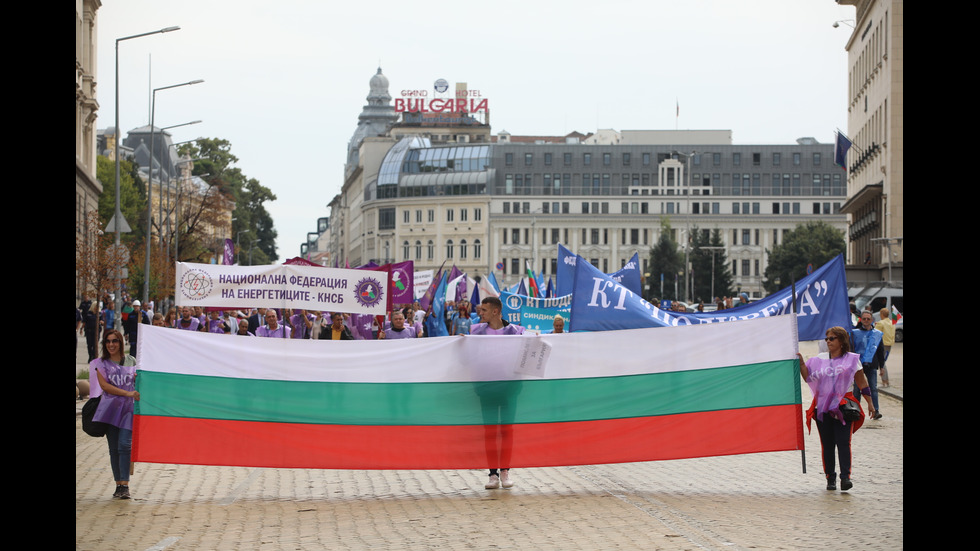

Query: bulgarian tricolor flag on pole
[525,261,540,298]
[132,316,803,469]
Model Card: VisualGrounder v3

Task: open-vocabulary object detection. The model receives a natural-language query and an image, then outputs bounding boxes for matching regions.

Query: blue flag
[569,256,673,332]
[557,244,642,297]
[835,131,852,169]
[424,271,450,337]
[569,250,851,341]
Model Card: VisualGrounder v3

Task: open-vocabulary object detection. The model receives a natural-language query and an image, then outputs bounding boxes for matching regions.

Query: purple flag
[419,261,447,312]
[223,239,235,265]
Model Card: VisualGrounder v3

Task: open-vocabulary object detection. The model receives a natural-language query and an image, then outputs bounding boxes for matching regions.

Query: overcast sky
[96,0,858,261]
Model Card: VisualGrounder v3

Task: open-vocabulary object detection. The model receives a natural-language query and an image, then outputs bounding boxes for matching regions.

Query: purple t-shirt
[385,325,417,339]
[806,352,861,424]
[470,323,526,336]
[176,317,201,331]
[92,357,137,430]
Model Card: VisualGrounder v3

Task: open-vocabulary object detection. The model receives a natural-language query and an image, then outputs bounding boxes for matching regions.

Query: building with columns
[318,69,849,300]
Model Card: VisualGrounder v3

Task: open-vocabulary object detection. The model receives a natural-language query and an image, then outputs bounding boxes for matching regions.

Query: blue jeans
[105,425,132,482]
[854,367,879,413]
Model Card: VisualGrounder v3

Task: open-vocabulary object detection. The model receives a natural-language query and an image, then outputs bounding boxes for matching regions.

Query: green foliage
[647,218,683,301]
[690,227,734,302]
[763,221,846,293]
[179,138,278,263]
[96,155,145,245]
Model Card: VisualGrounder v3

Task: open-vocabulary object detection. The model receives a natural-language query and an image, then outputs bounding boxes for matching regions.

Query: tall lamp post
[144,80,204,303]
[112,25,179,314]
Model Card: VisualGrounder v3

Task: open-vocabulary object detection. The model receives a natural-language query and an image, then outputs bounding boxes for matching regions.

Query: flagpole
[793,278,806,474]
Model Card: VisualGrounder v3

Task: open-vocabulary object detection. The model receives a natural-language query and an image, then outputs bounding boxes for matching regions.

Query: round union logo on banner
[354,277,384,309]
[506,295,523,310]
[179,269,213,301]
[434,78,449,93]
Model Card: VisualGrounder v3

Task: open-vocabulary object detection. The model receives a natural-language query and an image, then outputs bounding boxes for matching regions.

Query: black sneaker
[840,477,853,491]
[117,485,131,499]
[112,485,124,498]
[826,476,836,491]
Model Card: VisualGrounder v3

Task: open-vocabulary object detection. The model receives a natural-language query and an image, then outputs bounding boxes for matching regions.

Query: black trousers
[815,416,853,479]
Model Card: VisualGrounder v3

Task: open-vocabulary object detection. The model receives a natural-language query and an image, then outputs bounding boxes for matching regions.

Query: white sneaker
[500,470,514,488]
[485,474,500,489]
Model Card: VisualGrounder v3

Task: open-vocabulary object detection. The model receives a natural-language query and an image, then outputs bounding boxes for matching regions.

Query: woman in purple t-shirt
[798,326,875,492]
[91,328,140,499]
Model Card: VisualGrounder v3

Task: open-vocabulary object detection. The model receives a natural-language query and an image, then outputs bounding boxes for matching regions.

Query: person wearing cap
[123,300,149,356]
[739,292,750,306]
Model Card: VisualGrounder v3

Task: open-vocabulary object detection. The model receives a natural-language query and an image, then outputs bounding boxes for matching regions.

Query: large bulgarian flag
[133,315,803,469]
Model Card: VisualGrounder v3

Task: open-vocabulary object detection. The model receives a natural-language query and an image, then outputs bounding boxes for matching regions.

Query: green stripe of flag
[137,360,799,426]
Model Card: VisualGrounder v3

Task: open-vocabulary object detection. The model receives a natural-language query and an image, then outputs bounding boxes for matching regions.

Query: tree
[647,218,683,301]
[690,227,734,303]
[75,210,131,302]
[763,221,846,294]
[179,138,278,264]
[96,155,146,246]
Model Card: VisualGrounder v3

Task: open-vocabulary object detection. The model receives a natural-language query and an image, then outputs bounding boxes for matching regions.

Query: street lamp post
[113,25,179,313]
[144,80,204,303]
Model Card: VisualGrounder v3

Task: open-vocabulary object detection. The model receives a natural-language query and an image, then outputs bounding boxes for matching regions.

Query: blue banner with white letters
[569,253,851,341]
[557,244,642,298]
[499,289,573,326]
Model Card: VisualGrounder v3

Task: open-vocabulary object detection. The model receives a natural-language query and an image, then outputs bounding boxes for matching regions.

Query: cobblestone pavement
[76,340,903,550]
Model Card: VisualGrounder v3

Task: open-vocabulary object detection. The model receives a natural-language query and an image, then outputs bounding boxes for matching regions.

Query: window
[733,202,740,214]
[623,153,631,166]
[403,240,410,259]
[752,153,761,166]
[460,209,468,222]
[512,229,520,244]
[813,152,821,166]
[427,240,434,260]
[773,152,781,166]
[415,240,422,260]
[755,259,760,276]
[511,258,520,276]
[525,153,533,166]
[793,152,801,165]
[755,229,760,245]
[544,153,552,166]
[583,153,591,166]
[582,202,589,214]
[427,209,434,222]
[446,209,454,222]
[474,208,482,221]
[563,152,572,166]
[415,209,422,223]
[474,239,482,259]
[542,202,550,214]
[446,239,454,259]
[591,229,599,244]
[732,260,737,276]
[603,153,611,166]
[742,230,750,245]
[733,152,741,166]
[379,208,396,230]
[643,152,651,166]
[505,153,513,166]
[503,202,510,214]
[459,239,467,259]
[403,210,410,224]
[742,259,750,276]
[712,153,721,166]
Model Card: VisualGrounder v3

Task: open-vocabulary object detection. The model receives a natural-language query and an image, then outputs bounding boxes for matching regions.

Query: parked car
[894,317,903,342]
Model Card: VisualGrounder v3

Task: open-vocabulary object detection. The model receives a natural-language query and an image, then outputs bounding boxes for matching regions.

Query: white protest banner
[414,270,433,300]
[175,262,388,315]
